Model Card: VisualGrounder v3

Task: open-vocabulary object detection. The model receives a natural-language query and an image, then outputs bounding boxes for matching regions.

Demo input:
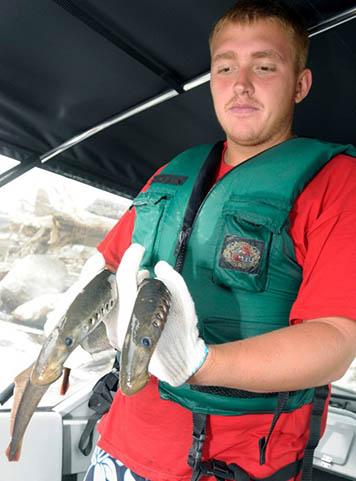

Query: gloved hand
[149,261,209,387]
[104,243,149,350]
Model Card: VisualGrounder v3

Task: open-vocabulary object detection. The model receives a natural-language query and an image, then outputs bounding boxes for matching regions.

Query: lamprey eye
[140,337,152,348]
[64,336,73,347]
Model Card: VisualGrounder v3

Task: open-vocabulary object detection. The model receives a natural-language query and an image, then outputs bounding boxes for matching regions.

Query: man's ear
[295,68,312,104]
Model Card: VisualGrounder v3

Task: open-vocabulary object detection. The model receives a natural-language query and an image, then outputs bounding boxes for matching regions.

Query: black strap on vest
[187,412,208,476]
[187,411,302,481]
[189,456,303,481]
[78,355,121,456]
[188,386,329,481]
[174,141,224,273]
[301,385,329,481]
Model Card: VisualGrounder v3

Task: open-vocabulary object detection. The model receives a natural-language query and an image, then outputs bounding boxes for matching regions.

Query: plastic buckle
[188,432,206,470]
[104,368,120,391]
[228,463,251,481]
[203,459,232,479]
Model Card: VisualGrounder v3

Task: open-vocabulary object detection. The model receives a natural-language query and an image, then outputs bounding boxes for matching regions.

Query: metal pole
[308,6,356,37]
[0,157,41,189]
[1,7,355,189]
[0,90,178,187]
[39,89,179,165]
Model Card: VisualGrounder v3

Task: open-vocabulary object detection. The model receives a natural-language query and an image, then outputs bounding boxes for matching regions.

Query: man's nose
[233,68,254,95]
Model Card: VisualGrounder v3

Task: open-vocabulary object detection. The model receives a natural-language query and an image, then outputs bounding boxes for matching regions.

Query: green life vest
[131,137,356,416]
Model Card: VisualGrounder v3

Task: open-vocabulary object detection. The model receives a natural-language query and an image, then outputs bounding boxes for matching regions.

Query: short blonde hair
[209,0,309,72]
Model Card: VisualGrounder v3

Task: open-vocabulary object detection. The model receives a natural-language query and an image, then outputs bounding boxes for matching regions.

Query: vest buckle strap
[188,412,208,472]
[188,431,206,470]
[204,459,250,481]
[190,459,250,481]
[191,458,303,481]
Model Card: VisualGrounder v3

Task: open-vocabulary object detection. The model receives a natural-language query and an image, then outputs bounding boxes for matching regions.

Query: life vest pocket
[213,197,289,292]
[131,190,173,267]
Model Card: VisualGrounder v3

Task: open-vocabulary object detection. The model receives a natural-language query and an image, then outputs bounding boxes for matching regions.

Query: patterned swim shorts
[84,446,150,481]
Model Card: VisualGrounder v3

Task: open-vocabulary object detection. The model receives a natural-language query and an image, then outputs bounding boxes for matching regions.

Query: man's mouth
[228,103,260,115]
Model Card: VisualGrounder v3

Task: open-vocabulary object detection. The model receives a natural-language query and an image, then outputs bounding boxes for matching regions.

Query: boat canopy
[1,0,356,198]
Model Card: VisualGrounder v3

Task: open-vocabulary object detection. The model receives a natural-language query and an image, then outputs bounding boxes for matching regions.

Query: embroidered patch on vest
[152,174,187,186]
[219,235,265,274]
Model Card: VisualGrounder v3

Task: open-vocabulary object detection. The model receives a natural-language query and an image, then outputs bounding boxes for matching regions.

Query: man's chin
[227,132,266,148]
[227,129,292,151]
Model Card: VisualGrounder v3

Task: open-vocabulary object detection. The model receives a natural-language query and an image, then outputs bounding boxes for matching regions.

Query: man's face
[210,19,311,155]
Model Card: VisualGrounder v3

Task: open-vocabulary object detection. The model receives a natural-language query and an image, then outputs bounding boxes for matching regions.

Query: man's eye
[256,65,276,73]
[217,66,233,74]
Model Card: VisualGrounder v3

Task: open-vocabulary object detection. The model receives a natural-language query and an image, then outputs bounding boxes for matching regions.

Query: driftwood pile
[0,187,129,328]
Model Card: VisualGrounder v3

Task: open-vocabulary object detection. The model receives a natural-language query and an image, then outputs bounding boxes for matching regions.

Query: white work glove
[104,243,149,350]
[149,261,209,387]
[44,251,106,369]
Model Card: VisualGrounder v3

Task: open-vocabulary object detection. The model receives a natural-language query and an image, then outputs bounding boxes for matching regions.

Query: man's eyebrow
[251,50,284,61]
[212,49,284,63]
[211,51,236,63]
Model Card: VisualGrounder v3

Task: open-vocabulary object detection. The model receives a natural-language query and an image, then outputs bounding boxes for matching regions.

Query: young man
[83,1,356,480]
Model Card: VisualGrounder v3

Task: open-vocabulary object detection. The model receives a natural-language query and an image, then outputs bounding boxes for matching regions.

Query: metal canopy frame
[1,5,356,190]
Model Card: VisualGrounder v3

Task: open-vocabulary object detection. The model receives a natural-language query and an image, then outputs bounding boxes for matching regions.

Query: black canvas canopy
[1,0,356,198]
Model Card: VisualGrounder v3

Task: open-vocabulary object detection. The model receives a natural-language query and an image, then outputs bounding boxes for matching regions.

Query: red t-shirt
[97,150,356,481]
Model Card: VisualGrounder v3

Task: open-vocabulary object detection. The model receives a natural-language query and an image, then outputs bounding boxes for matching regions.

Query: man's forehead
[210,19,293,58]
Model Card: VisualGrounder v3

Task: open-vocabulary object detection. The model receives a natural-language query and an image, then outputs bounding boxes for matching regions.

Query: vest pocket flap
[132,189,173,207]
[222,198,290,234]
